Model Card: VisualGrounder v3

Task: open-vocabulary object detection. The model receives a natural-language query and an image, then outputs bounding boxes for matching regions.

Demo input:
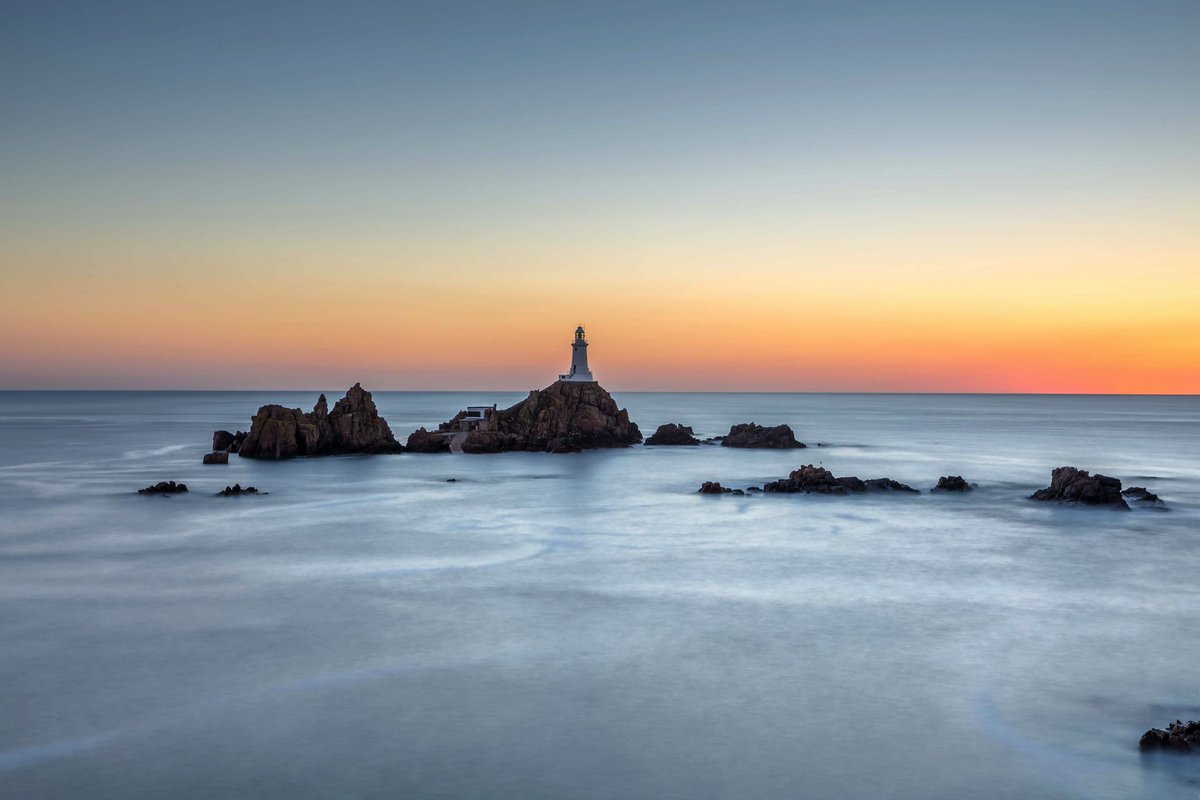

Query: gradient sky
[1,0,1197,391]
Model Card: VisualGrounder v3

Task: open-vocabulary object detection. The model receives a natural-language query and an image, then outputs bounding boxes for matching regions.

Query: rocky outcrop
[932,475,973,492]
[138,481,188,495]
[1140,720,1200,752]
[1122,486,1168,509]
[216,483,263,496]
[761,465,917,495]
[721,423,805,449]
[645,423,701,446]
[698,481,744,495]
[1030,467,1128,509]
[445,380,641,454]
[232,383,403,460]
[212,430,247,453]
[202,451,229,465]
[405,427,450,453]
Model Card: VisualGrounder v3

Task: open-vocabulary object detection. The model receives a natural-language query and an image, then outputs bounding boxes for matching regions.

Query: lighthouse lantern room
[559,325,594,382]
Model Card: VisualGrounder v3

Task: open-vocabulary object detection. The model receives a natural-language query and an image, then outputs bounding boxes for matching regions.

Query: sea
[1,391,1198,799]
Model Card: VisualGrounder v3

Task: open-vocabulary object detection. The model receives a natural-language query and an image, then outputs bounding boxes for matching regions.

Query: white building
[558,325,594,382]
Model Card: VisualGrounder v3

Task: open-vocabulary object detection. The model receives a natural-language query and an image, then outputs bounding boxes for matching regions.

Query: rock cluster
[721,423,805,449]
[138,481,188,495]
[231,383,403,460]
[442,380,641,454]
[933,475,973,492]
[216,483,263,496]
[1030,467,1128,509]
[760,465,917,495]
[405,427,450,453]
[1140,720,1200,752]
[645,423,701,446]
[698,481,744,495]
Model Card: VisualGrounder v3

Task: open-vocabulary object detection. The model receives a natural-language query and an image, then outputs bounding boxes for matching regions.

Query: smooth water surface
[1,391,1198,799]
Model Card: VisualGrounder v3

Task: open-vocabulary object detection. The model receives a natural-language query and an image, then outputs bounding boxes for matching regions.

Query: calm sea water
[1,391,1198,799]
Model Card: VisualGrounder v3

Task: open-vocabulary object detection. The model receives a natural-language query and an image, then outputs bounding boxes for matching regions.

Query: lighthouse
[559,325,594,382]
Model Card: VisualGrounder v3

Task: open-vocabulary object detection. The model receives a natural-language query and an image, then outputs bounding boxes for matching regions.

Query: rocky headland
[645,423,701,446]
[438,380,641,454]
[221,383,403,460]
[721,423,805,449]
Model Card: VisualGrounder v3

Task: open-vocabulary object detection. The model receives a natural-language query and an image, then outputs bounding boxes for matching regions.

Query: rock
[406,427,450,453]
[1122,486,1167,509]
[1140,720,1200,752]
[1030,466,1129,509]
[698,481,744,495]
[763,465,917,495]
[932,475,973,492]
[215,483,263,497]
[212,430,247,453]
[721,423,805,449]
[138,481,188,495]
[234,383,404,459]
[645,423,701,446]
[202,451,229,465]
[449,380,641,454]
[445,478,457,482]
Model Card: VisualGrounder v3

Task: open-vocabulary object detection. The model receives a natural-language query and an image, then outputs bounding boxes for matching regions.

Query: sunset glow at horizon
[2,1,1197,393]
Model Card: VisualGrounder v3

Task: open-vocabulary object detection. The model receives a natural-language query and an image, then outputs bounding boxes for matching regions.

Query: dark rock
[138,481,188,495]
[763,465,847,494]
[1030,466,1129,509]
[445,478,457,482]
[202,451,229,465]
[406,427,450,453]
[1122,486,1167,509]
[645,423,701,446]
[861,477,920,493]
[698,481,744,495]
[215,483,263,497]
[932,475,974,492]
[746,486,762,493]
[235,383,403,459]
[1140,720,1200,752]
[212,430,247,453]
[721,423,805,449]
[450,380,641,454]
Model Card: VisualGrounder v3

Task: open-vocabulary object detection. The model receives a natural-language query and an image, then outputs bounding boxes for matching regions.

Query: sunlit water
[1,391,1198,799]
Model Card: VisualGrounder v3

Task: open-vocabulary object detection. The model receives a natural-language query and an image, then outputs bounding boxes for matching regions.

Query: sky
[1,0,1197,392]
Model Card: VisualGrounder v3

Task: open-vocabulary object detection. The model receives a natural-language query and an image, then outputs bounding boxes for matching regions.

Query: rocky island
[645,423,701,446]
[721,423,805,449]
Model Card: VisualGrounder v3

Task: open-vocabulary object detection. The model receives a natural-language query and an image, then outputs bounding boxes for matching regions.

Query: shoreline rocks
[443,380,641,454]
[138,481,188,495]
[721,423,805,449]
[232,383,403,460]
[406,427,450,453]
[645,423,701,446]
[1140,720,1200,752]
[932,475,973,492]
[1030,467,1129,509]
[698,481,744,495]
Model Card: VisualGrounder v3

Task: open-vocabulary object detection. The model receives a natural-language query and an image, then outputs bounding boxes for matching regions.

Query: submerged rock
[1030,467,1128,509]
[446,380,641,454]
[138,481,188,495]
[202,451,229,465]
[762,465,917,495]
[721,423,805,449]
[698,481,744,496]
[1122,486,1168,509]
[406,427,450,453]
[932,475,974,492]
[215,483,263,497]
[1140,720,1200,752]
[645,423,701,446]
[233,383,403,460]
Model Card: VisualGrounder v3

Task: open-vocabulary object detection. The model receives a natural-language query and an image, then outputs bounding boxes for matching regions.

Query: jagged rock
[448,380,641,454]
[1030,467,1128,509]
[932,475,974,492]
[762,465,917,495]
[1122,486,1168,509]
[645,423,701,446]
[698,481,744,495]
[721,423,805,449]
[216,483,263,497]
[1140,720,1200,752]
[406,427,450,453]
[212,430,247,453]
[202,451,229,465]
[138,481,188,495]
[233,383,403,460]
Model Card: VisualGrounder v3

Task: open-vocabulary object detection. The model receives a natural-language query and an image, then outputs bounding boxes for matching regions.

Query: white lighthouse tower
[559,325,594,382]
